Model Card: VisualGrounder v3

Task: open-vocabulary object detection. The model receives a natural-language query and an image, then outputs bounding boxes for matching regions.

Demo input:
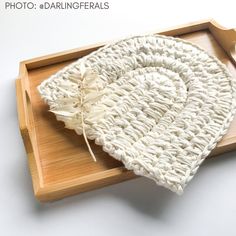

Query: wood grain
[16,19,236,202]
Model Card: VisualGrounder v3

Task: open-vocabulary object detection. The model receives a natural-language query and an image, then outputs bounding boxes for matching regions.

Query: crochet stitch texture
[38,35,236,194]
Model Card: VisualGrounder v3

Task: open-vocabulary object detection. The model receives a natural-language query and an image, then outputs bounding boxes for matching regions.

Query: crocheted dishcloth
[38,35,236,194]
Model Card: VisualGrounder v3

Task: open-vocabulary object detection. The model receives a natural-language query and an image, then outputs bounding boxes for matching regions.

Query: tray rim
[16,19,236,202]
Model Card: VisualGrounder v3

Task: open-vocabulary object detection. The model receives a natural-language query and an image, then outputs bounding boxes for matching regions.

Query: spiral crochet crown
[38,35,236,194]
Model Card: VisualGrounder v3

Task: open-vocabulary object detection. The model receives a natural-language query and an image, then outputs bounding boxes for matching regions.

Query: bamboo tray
[16,19,236,202]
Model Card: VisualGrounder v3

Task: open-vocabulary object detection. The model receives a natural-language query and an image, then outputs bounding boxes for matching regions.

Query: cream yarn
[38,35,236,194]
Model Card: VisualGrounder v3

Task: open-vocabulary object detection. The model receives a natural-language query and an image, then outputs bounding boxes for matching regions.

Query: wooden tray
[16,19,236,202]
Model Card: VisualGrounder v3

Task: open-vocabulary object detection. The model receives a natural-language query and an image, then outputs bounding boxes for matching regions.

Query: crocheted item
[38,35,236,194]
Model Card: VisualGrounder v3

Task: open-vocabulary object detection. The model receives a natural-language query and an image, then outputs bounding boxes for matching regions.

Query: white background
[0,0,236,235]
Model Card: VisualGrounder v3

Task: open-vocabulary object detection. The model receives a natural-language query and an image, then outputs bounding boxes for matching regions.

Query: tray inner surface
[28,29,236,186]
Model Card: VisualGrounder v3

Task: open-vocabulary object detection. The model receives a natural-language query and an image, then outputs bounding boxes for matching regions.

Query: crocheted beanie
[38,35,236,194]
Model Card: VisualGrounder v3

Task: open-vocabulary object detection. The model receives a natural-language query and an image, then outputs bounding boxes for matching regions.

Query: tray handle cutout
[16,79,33,154]
[209,20,236,65]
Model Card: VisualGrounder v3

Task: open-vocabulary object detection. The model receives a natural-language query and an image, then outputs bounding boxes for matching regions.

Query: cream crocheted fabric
[38,35,236,194]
